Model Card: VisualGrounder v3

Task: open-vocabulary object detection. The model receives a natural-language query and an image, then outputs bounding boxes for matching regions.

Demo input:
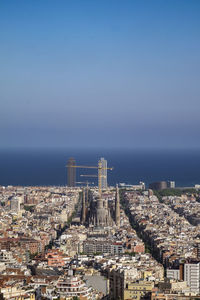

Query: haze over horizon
[1,0,200,149]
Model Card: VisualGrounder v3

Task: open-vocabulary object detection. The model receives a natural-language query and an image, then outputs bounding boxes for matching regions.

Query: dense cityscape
[1,0,200,299]
[0,157,200,300]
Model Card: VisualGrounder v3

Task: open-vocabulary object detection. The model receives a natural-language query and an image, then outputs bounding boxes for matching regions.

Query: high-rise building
[98,157,107,190]
[184,261,200,293]
[149,181,167,191]
[167,181,175,188]
[67,157,76,187]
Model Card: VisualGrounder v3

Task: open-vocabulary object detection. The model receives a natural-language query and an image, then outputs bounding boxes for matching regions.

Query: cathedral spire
[115,184,120,227]
[81,188,86,224]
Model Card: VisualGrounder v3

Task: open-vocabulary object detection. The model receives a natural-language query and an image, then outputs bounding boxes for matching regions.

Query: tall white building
[98,157,107,190]
[184,261,200,293]
[167,181,176,188]
[10,197,21,212]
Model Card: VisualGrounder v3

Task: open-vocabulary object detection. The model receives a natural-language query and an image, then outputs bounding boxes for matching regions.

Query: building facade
[184,261,200,293]
[149,181,168,190]
[99,157,107,190]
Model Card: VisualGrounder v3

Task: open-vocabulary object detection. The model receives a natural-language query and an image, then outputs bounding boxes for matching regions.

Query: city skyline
[1,2,200,297]
[1,0,200,149]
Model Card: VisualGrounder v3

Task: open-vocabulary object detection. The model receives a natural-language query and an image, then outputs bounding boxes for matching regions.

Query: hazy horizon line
[1,145,200,152]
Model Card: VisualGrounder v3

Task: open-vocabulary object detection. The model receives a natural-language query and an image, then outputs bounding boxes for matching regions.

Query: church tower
[81,188,86,224]
[115,185,120,227]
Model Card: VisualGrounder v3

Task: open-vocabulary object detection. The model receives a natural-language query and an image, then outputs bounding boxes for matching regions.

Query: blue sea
[0,148,200,188]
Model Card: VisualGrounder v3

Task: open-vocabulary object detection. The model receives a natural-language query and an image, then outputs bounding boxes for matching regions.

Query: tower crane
[66,163,113,196]
[80,174,98,178]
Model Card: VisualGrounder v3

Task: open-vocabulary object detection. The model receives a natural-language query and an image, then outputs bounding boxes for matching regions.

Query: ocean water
[0,148,200,187]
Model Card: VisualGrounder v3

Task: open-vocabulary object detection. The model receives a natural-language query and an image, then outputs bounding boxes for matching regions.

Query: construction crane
[80,174,98,178]
[66,162,113,196]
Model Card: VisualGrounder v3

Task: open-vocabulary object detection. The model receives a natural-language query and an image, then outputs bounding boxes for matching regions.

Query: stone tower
[115,185,120,227]
[95,197,109,227]
[81,188,86,224]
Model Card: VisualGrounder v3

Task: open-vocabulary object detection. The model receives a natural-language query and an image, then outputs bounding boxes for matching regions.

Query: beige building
[109,268,139,300]
[124,281,154,300]
[0,287,35,300]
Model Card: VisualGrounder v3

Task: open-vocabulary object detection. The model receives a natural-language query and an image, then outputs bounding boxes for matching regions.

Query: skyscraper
[98,157,107,190]
[67,157,76,187]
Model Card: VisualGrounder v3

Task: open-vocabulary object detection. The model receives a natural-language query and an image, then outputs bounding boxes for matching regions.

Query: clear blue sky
[0,0,200,149]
